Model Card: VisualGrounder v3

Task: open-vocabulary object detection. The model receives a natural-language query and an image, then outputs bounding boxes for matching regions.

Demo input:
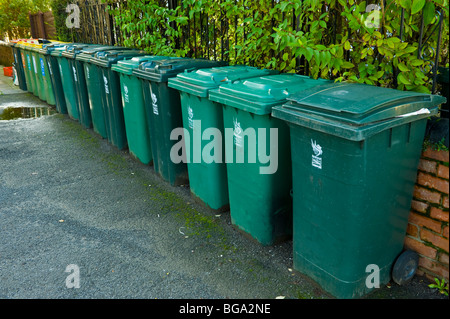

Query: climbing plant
[50,0,73,42]
[104,0,448,93]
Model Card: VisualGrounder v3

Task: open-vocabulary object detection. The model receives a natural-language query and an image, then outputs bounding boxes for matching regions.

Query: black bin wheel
[392,250,419,285]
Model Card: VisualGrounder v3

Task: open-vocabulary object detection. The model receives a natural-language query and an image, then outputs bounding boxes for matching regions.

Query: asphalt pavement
[0,69,447,304]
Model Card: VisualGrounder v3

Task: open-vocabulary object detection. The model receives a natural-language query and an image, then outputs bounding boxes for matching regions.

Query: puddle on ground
[0,106,57,120]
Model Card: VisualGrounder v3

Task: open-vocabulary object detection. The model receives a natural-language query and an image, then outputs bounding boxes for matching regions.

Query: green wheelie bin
[26,43,40,97]
[29,43,47,101]
[90,49,148,150]
[41,43,69,114]
[62,43,99,128]
[208,74,330,246]
[168,65,278,210]
[51,45,80,120]
[68,44,127,128]
[132,58,227,186]
[18,40,37,95]
[8,40,27,91]
[271,82,447,298]
[111,55,170,164]
[37,42,59,106]
[76,45,124,137]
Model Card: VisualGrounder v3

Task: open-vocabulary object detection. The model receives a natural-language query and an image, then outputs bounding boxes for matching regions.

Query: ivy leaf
[398,73,411,85]
[413,85,431,94]
[411,0,426,15]
[410,59,424,66]
[344,40,351,50]
[375,70,385,79]
[399,0,412,10]
[423,1,436,25]
[398,63,409,72]
[338,0,347,7]
[341,61,355,69]
[323,51,332,67]
[313,49,321,65]
[289,58,296,69]
[304,47,314,61]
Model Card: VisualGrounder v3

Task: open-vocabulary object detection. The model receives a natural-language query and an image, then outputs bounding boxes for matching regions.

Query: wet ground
[0,69,448,305]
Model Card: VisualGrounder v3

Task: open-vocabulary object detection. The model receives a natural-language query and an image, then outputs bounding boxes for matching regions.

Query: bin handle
[395,108,430,118]
[183,67,197,73]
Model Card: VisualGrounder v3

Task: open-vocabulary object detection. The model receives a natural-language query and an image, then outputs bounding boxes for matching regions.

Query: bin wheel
[392,250,419,285]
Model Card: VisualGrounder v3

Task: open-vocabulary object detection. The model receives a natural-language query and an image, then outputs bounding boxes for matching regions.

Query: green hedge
[50,0,74,42]
[104,0,448,93]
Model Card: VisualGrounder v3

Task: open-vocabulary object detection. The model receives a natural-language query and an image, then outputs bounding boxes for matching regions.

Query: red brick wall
[404,148,449,282]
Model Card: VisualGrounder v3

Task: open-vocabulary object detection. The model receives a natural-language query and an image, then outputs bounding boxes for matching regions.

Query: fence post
[29,12,36,38]
[39,11,47,39]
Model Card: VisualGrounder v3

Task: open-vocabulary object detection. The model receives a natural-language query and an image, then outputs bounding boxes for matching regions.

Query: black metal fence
[60,0,117,45]
[58,0,448,117]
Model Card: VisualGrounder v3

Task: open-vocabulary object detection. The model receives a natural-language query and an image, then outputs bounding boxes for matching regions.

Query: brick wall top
[405,147,449,282]
[422,148,449,164]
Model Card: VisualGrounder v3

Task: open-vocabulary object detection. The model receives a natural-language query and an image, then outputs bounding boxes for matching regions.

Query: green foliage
[50,0,74,42]
[0,0,50,39]
[428,277,449,296]
[423,136,450,151]
[105,0,449,93]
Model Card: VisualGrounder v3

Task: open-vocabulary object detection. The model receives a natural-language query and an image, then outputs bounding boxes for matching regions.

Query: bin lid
[50,43,86,57]
[111,55,168,75]
[29,44,43,52]
[75,45,129,62]
[61,43,95,59]
[208,74,330,115]
[16,40,39,50]
[50,46,68,57]
[132,58,228,83]
[39,42,73,55]
[167,65,278,97]
[272,82,447,141]
[37,38,52,44]
[89,49,147,67]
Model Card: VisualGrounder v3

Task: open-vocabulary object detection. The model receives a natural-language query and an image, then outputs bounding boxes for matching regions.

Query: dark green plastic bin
[111,55,169,164]
[75,45,123,137]
[209,74,329,245]
[40,43,69,114]
[132,58,227,186]
[9,41,27,91]
[271,82,447,298]
[62,44,97,128]
[168,65,278,210]
[51,45,81,120]
[90,49,148,149]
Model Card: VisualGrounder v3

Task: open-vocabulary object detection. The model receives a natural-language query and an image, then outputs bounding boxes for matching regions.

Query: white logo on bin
[311,139,323,169]
[233,118,243,148]
[103,75,109,94]
[151,93,158,115]
[123,84,129,103]
[188,106,194,129]
[32,56,37,74]
[72,66,77,82]
[47,60,52,75]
